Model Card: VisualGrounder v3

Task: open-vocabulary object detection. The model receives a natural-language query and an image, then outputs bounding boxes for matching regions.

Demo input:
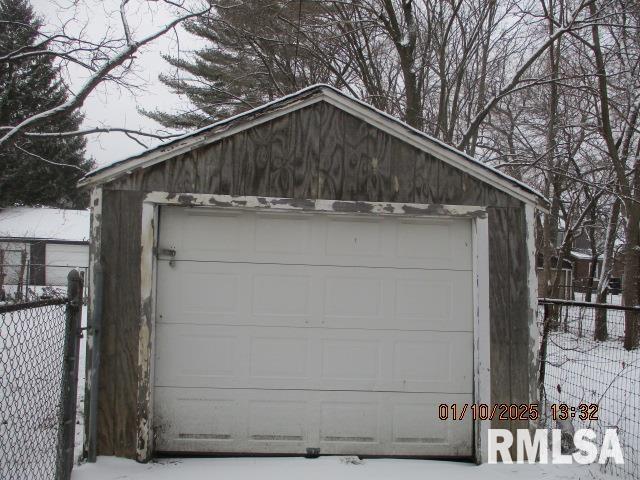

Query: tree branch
[0,3,213,147]
[14,145,88,172]
[457,0,592,150]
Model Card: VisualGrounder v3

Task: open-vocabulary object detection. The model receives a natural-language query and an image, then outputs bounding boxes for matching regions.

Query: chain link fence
[0,271,83,480]
[538,299,640,478]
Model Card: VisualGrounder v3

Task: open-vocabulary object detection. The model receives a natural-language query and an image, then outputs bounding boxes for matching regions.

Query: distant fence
[544,284,624,304]
[0,263,88,303]
[0,271,84,480]
[538,299,639,478]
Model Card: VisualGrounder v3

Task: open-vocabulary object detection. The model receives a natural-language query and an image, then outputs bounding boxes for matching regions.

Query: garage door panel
[157,262,472,332]
[155,323,472,393]
[171,210,252,254]
[254,214,315,254]
[252,273,312,316]
[323,275,383,319]
[321,338,379,381]
[154,387,472,456]
[156,325,243,380]
[395,220,453,261]
[159,208,472,270]
[155,206,475,457]
[325,217,383,257]
[250,336,310,378]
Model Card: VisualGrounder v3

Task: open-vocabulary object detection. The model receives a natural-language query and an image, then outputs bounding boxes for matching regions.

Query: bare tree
[584,0,640,349]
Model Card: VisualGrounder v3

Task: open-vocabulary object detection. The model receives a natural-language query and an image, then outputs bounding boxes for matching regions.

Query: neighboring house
[536,253,574,299]
[567,230,624,295]
[539,229,625,299]
[570,249,600,281]
[0,207,90,294]
[569,250,624,295]
[570,250,602,294]
[537,229,624,300]
[79,85,546,463]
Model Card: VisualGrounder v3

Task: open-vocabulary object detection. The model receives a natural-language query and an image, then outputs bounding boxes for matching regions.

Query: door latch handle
[160,248,176,267]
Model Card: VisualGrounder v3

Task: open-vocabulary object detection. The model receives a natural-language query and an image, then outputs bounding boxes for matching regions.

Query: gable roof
[0,207,90,242]
[79,84,547,208]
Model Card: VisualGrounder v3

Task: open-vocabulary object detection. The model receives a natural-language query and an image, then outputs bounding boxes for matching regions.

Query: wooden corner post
[136,202,157,462]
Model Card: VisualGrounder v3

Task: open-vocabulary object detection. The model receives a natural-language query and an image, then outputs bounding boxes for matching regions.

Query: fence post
[56,270,83,480]
[538,302,551,407]
[0,249,5,301]
[16,249,26,301]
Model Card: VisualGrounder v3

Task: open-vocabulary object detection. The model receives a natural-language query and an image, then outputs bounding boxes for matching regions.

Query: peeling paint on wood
[525,204,540,411]
[136,202,156,462]
[472,215,491,464]
[84,186,102,459]
[144,192,486,219]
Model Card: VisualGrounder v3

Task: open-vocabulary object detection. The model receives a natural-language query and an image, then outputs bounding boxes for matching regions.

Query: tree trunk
[542,7,561,300]
[622,205,640,350]
[585,256,597,302]
[594,198,621,340]
[584,200,598,302]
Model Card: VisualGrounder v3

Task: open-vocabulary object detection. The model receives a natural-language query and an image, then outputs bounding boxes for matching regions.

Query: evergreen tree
[143,0,343,129]
[0,0,93,208]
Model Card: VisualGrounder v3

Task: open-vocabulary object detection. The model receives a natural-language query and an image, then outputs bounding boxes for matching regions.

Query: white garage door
[154,206,474,457]
[46,243,89,286]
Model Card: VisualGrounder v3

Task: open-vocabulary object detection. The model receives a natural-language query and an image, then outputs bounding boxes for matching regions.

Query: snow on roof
[570,250,600,260]
[0,207,90,242]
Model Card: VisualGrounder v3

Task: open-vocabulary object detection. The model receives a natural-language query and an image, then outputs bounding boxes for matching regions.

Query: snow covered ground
[541,302,639,478]
[67,301,637,480]
[573,293,623,305]
[4,294,635,479]
[68,301,635,480]
[72,455,616,480]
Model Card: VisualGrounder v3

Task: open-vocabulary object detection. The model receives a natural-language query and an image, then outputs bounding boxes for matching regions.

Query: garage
[153,207,473,456]
[78,84,545,463]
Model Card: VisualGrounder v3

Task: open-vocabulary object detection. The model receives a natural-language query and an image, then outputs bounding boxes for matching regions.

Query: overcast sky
[31,0,197,167]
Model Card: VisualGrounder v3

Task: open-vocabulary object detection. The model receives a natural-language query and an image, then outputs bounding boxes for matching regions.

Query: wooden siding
[487,206,531,457]
[107,103,519,209]
[96,100,532,458]
[98,190,143,456]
